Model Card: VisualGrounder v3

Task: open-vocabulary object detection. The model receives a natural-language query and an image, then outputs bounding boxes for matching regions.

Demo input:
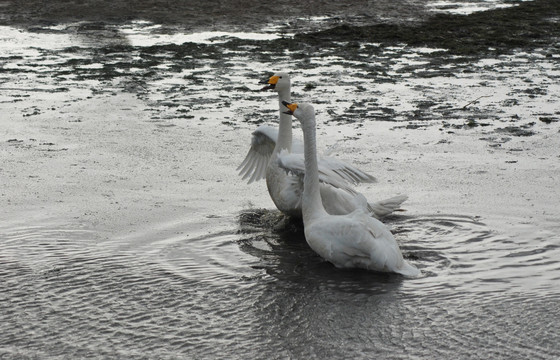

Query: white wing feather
[276,150,357,194]
[276,150,376,189]
[237,125,305,184]
[317,156,376,184]
[367,194,408,218]
[288,139,376,185]
[237,125,277,184]
[238,124,375,185]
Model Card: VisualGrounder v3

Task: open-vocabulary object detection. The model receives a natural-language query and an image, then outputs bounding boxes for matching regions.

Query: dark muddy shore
[1,0,430,29]
[2,0,559,56]
[297,0,560,55]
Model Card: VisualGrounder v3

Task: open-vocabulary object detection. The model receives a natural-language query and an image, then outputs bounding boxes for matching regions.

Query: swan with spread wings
[238,72,407,218]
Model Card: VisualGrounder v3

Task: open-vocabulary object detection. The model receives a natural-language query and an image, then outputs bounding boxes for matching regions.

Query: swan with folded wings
[238,72,407,218]
[281,101,420,276]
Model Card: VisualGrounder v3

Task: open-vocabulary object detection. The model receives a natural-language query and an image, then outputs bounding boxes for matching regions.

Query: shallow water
[2,211,559,358]
[1,1,560,358]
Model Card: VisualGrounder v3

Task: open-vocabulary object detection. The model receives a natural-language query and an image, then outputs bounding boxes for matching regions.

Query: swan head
[282,102,315,126]
[260,72,290,92]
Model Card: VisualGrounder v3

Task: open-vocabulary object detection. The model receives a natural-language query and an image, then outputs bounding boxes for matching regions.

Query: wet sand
[2,84,558,233]
[1,0,558,236]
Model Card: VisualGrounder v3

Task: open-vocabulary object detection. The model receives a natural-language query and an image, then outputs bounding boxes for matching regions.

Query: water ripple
[1,210,559,359]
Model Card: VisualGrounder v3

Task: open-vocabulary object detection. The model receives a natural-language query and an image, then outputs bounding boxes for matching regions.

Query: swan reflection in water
[236,208,406,295]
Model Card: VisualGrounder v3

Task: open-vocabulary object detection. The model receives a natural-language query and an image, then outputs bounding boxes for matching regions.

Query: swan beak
[282,101,297,115]
[260,75,280,91]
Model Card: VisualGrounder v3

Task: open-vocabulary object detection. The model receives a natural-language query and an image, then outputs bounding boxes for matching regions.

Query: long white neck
[301,114,327,221]
[274,86,292,154]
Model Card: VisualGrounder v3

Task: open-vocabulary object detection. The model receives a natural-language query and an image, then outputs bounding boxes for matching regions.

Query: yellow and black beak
[282,101,298,115]
[259,75,280,91]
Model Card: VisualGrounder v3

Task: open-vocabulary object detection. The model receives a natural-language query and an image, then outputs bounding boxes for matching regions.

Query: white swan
[238,72,374,185]
[238,72,408,219]
[282,102,420,276]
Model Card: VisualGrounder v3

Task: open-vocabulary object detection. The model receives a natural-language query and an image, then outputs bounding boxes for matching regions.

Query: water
[1,0,560,358]
[2,211,559,358]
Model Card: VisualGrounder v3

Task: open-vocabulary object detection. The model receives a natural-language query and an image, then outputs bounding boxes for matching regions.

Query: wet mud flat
[297,0,560,55]
[1,1,560,359]
[1,0,434,30]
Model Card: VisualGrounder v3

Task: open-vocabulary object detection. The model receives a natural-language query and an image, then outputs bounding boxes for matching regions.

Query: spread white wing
[317,155,376,185]
[238,124,375,185]
[237,125,278,184]
[276,150,358,193]
[276,150,376,187]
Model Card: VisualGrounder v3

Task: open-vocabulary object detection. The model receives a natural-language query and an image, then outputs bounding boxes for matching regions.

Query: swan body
[238,72,406,219]
[276,150,409,217]
[283,102,420,276]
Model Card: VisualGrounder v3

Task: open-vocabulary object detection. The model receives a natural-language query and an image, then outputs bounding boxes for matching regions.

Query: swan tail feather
[396,260,421,277]
[367,194,408,219]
